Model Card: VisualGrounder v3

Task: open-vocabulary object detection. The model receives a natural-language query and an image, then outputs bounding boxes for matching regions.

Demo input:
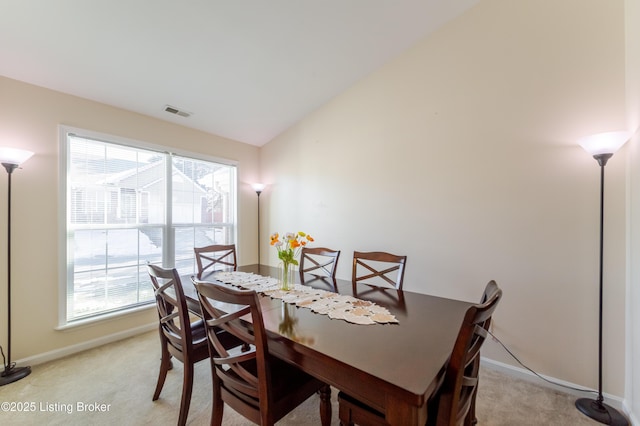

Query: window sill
[56,303,155,331]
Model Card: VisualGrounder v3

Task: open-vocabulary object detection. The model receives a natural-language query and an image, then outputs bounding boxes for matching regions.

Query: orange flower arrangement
[270,231,314,266]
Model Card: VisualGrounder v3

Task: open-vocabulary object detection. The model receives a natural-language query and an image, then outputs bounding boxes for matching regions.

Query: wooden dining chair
[299,247,341,287]
[193,279,332,426]
[147,264,213,426]
[352,251,407,290]
[428,280,502,426]
[456,280,501,426]
[338,280,502,426]
[194,244,237,279]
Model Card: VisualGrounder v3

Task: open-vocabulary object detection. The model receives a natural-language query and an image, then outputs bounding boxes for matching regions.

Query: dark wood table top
[183,264,472,425]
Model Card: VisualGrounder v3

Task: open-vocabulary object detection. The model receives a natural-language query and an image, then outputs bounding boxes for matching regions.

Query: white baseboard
[623,404,639,426]
[15,323,157,367]
[480,357,626,411]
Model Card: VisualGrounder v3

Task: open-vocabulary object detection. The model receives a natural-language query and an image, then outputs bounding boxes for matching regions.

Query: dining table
[182,264,472,426]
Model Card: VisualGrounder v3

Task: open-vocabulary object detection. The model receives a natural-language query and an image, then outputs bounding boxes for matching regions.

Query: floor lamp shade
[0,147,34,167]
[251,183,265,194]
[575,131,631,425]
[0,146,33,386]
[578,131,632,157]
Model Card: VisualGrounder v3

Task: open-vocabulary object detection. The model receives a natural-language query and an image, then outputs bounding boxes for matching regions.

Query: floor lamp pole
[0,162,31,386]
[252,183,265,266]
[256,190,261,263]
[575,152,628,426]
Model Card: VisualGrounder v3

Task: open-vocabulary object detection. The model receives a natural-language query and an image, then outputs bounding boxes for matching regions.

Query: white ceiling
[0,0,479,146]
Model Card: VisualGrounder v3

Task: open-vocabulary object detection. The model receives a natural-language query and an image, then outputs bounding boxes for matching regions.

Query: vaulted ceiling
[0,1,479,146]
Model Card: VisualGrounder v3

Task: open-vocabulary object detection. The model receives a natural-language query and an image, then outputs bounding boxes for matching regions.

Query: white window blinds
[64,131,236,323]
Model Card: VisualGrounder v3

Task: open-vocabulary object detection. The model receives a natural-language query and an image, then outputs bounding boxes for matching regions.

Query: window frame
[58,125,238,328]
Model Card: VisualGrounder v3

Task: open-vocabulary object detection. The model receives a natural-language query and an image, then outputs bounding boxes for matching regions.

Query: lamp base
[0,365,31,386]
[576,398,628,425]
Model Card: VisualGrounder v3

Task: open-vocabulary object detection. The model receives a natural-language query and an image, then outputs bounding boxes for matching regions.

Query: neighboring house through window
[60,126,237,325]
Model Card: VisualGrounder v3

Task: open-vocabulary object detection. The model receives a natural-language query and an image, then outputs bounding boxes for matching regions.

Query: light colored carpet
[0,331,603,425]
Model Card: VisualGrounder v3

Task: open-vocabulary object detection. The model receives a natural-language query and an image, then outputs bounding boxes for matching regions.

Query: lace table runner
[211,271,398,325]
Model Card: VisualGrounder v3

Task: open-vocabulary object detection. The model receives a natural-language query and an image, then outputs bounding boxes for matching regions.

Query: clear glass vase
[279,262,295,291]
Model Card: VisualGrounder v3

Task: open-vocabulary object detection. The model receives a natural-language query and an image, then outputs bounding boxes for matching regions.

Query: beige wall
[0,75,260,360]
[626,0,640,421]
[261,0,629,397]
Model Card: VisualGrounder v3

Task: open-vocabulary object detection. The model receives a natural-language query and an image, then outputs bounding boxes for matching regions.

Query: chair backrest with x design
[431,280,502,426]
[194,244,237,279]
[352,251,407,290]
[148,264,195,354]
[299,247,340,283]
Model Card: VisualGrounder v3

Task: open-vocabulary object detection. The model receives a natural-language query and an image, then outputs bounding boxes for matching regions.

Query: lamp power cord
[486,329,598,395]
[0,345,14,373]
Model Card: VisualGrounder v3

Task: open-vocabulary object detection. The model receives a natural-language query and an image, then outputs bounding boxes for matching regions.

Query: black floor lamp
[252,183,265,264]
[576,131,631,426]
[0,147,33,386]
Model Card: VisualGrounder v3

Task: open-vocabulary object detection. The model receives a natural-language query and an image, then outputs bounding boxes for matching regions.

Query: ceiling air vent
[164,105,192,118]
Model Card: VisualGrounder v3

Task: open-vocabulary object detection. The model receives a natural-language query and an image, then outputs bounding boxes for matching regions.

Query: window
[61,127,237,324]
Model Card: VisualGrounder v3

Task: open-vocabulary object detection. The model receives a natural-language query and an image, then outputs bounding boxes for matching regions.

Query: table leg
[319,385,331,426]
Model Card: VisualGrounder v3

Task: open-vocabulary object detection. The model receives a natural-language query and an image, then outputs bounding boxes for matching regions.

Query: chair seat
[163,320,207,355]
[223,357,326,416]
[190,319,206,340]
[182,319,244,350]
